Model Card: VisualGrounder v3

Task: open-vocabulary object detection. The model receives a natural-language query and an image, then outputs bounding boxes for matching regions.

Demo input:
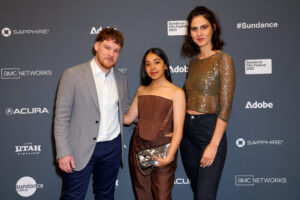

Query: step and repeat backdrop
[1,0,299,199]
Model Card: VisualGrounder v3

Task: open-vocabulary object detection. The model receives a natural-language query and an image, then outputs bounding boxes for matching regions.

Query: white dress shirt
[91,58,120,142]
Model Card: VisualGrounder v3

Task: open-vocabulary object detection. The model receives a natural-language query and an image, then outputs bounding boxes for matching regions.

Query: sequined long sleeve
[218,54,235,122]
[183,51,235,122]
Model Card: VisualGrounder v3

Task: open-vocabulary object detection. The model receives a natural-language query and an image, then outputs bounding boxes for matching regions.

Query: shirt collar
[91,58,114,77]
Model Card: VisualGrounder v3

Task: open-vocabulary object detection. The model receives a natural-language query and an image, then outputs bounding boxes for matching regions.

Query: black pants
[180,114,227,200]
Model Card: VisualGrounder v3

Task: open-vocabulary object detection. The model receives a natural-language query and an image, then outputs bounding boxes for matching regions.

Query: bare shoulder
[136,85,146,96]
[169,84,185,100]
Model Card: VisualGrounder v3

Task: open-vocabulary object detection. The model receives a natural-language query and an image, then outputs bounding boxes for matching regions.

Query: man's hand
[58,155,75,173]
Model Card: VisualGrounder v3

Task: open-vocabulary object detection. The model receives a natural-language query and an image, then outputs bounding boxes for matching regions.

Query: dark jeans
[180,114,227,200]
[62,134,121,200]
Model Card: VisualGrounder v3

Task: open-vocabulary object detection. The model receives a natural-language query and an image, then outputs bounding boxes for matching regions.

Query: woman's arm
[200,54,235,167]
[124,86,143,125]
[154,88,186,167]
[200,119,227,167]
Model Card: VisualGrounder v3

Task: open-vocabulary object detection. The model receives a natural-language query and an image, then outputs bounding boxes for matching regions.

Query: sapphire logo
[16,176,44,197]
[236,138,246,148]
[1,27,12,37]
[1,27,50,37]
[236,138,284,148]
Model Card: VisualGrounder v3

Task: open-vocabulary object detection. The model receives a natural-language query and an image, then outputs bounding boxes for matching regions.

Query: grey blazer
[54,61,130,171]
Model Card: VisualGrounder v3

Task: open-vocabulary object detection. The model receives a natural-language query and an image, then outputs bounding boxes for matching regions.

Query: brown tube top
[137,95,173,141]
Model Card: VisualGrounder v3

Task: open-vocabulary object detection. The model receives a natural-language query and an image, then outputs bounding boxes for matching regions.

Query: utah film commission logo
[16,176,44,197]
[15,142,42,156]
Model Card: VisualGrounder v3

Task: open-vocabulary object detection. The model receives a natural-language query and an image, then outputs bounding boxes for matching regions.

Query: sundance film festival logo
[245,101,273,109]
[236,22,279,30]
[170,65,187,73]
[235,175,287,186]
[236,138,284,148]
[5,107,49,115]
[245,59,272,75]
[16,176,44,197]
[90,26,117,35]
[167,20,188,36]
[1,27,50,37]
[1,68,52,79]
[15,142,42,156]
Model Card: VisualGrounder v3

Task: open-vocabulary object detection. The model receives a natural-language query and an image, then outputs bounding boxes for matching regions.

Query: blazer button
[93,137,97,141]
[95,121,99,124]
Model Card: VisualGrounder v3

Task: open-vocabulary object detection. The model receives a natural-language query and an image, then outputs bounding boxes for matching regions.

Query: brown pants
[129,126,177,200]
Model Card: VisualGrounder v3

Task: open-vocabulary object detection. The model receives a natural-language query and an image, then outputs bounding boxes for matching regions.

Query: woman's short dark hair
[140,48,172,86]
[181,6,225,58]
[92,28,124,55]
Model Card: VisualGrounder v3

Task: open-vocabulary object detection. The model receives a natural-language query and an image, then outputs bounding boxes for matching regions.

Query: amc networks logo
[1,68,20,79]
[235,175,287,186]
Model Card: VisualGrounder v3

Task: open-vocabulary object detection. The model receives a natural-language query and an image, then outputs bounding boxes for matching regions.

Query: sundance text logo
[236,22,278,30]
[16,176,44,197]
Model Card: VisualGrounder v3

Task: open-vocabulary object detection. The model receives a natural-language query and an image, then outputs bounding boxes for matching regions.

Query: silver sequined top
[183,51,235,122]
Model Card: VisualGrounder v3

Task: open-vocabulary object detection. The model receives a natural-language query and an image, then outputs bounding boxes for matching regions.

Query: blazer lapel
[82,62,100,112]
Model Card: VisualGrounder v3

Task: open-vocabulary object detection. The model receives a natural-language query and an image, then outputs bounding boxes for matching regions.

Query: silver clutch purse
[136,143,170,169]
